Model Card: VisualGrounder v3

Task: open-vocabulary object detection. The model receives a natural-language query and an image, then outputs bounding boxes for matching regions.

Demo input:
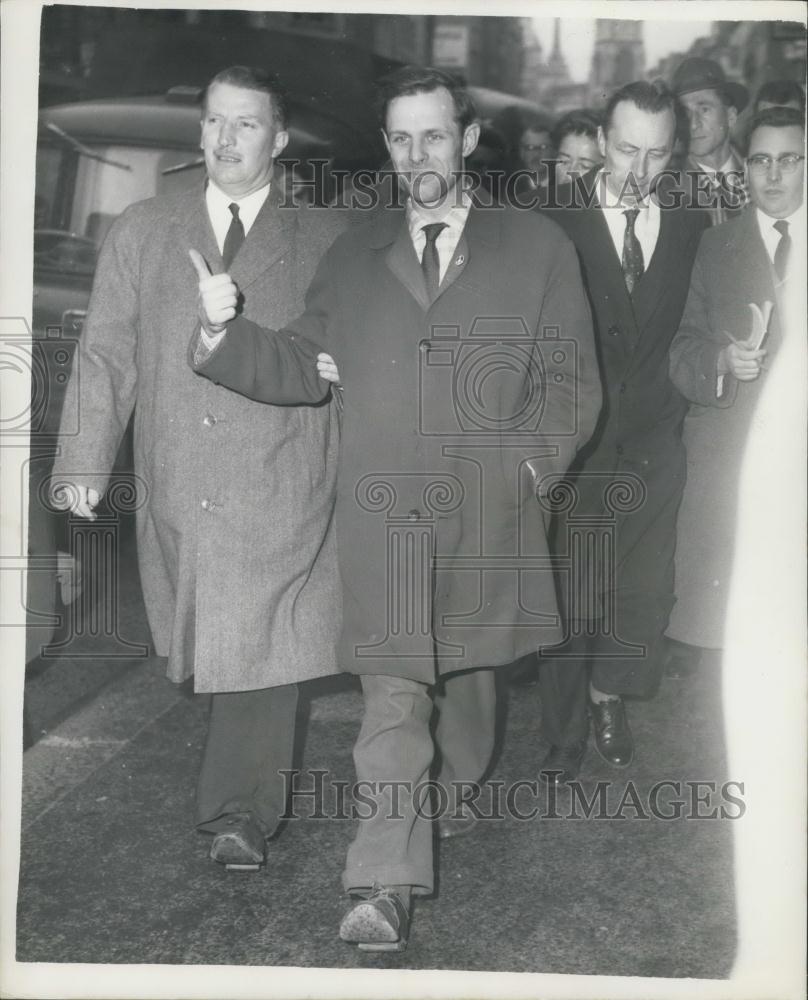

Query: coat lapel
[631,200,682,329]
[385,221,430,311]
[168,179,295,290]
[170,183,221,276]
[229,183,296,291]
[433,199,498,304]
[575,204,640,343]
[729,209,780,344]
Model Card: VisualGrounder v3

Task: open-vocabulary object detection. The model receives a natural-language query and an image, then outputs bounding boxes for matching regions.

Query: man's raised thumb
[189,248,212,280]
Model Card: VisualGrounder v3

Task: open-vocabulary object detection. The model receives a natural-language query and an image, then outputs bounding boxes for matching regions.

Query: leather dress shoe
[339,884,410,952]
[539,740,587,785]
[436,800,479,840]
[588,696,633,767]
[209,812,266,870]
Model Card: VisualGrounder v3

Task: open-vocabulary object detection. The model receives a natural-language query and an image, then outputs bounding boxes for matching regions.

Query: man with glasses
[667,106,805,659]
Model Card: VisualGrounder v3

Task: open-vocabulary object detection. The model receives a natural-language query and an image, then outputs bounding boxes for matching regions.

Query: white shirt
[695,150,742,179]
[406,192,471,283]
[755,203,806,272]
[205,180,271,253]
[596,172,661,272]
[199,181,271,349]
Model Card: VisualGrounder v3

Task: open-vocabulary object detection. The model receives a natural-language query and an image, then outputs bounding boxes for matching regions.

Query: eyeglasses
[746,153,805,174]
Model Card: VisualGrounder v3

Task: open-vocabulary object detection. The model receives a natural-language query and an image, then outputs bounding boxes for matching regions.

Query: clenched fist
[189,248,238,334]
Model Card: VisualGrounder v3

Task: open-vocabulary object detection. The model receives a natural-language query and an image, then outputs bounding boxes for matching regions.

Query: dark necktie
[222,202,245,270]
[773,219,791,281]
[421,222,447,300]
[621,207,644,296]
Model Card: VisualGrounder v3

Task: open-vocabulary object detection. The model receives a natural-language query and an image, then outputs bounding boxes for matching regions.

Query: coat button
[201,498,215,511]
[619,382,626,394]
[419,340,430,355]
[407,509,421,521]
[608,325,620,337]
[616,445,624,456]
[203,413,217,427]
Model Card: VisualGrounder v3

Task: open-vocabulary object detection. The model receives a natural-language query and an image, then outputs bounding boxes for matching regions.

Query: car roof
[39,96,331,157]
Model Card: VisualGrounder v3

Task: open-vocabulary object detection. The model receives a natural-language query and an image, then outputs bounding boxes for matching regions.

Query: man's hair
[375,66,478,132]
[603,80,677,133]
[520,112,552,137]
[746,105,806,145]
[202,66,289,130]
[552,109,601,148]
[755,79,806,115]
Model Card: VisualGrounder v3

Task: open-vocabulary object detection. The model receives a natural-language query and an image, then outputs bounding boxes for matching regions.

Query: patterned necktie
[222,202,245,270]
[621,207,644,296]
[773,219,791,281]
[421,222,448,300]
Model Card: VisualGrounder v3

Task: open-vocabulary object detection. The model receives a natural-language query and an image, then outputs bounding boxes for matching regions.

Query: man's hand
[51,483,100,521]
[317,353,340,383]
[718,342,767,382]
[189,248,238,334]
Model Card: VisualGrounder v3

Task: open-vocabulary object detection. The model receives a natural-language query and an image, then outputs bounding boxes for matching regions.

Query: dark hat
[672,57,749,112]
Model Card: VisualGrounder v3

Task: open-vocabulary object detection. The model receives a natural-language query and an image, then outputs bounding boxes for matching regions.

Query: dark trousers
[195,683,298,836]
[540,455,684,746]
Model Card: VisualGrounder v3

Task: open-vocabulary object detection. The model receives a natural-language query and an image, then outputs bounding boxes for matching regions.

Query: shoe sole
[340,900,409,951]
[210,834,265,868]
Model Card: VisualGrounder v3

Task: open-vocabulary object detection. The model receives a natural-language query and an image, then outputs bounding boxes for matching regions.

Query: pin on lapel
[454,254,465,266]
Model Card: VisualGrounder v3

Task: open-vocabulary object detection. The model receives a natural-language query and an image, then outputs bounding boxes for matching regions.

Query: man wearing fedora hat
[672,56,750,228]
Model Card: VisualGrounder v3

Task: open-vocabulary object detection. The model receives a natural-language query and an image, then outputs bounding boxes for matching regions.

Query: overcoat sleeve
[531,233,601,488]
[670,244,738,409]
[51,206,142,496]
[190,240,337,405]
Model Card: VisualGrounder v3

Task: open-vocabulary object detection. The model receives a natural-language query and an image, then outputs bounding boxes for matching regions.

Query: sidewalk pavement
[16,646,736,976]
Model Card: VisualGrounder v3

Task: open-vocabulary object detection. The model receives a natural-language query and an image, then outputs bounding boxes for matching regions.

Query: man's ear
[381,127,391,156]
[597,125,607,159]
[727,105,739,132]
[272,130,290,159]
[462,122,481,158]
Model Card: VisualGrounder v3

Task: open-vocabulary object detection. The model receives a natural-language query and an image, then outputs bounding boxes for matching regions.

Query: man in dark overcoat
[189,66,601,949]
[537,80,708,782]
[52,67,345,869]
[668,107,805,650]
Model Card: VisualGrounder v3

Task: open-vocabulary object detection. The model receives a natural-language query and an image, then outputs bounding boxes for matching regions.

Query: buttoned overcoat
[195,200,601,683]
[53,183,346,692]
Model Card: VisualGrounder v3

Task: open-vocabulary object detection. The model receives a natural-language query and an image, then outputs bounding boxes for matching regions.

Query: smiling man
[668,106,805,658]
[189,65,600,950]
[52,66,345,873]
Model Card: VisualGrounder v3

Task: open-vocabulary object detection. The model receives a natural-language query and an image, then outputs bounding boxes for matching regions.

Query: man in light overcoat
[189,66,600,949]
[52,66,345,869]
[668,106,805,650]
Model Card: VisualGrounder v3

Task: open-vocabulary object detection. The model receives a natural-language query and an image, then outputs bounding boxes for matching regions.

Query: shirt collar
[406,188,472,240]
[206,179,271,231]
[756,201,806,233]
[695,150,741,176]
[596,170,651,213]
